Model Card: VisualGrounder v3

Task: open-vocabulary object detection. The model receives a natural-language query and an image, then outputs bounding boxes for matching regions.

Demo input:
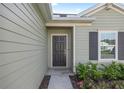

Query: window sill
[98,59,118,62]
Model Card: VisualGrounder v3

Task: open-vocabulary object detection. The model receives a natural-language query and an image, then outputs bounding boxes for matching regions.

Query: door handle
[64,49,69,55]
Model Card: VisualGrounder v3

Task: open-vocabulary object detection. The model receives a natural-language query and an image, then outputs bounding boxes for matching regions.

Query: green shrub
[102,61,124,80]
[76,63,89,80]
[118,63,124,79]
[76,62,103,80]
[87,63,103,81]
[76,61,124,89]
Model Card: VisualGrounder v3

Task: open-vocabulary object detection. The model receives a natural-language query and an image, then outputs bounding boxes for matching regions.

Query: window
[98,31,118,60]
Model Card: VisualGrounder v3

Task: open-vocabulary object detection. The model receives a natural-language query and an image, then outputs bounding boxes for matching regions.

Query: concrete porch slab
[46,69,74,75]
[47,69,74,89]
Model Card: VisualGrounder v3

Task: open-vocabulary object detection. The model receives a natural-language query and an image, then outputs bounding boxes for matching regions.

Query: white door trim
[73,25,76,72]
[51,34,68,68]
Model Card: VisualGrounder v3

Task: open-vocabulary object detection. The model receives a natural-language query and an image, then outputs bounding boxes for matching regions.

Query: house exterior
[0,3,124,88]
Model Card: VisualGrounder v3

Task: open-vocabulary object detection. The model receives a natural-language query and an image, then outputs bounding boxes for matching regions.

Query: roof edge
[78,3,124,17]
[36,3,52,22]
[78,3,105,16]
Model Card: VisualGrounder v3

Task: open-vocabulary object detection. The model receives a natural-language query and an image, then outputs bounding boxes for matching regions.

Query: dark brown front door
[52,35,67,67]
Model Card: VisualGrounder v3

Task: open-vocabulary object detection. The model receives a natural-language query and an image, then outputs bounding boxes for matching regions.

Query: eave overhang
[46,17,95,27]
[52,17,95,22]
[35,3,52,22]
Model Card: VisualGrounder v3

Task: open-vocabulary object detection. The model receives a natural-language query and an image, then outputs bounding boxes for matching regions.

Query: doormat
[39,75,51,89]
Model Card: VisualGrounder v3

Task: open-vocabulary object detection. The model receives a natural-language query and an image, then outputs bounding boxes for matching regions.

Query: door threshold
[46,68,74,75]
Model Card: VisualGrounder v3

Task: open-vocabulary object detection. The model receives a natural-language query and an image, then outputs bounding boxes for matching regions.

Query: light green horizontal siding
[75,8,124,64]
[0,3,48,88]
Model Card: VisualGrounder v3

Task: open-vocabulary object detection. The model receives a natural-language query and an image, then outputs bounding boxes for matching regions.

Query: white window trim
[98,31,118,61]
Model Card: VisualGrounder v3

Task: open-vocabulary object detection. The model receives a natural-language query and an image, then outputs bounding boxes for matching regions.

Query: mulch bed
[69,75,124,89]
[69,75,81,89]
[39,75,51,89]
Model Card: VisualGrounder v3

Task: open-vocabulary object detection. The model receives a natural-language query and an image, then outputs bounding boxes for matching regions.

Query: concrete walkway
[47,69,73,89]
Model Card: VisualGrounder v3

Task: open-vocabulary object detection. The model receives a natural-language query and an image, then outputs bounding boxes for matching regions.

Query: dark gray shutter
[89,32,98,60]
[118,32,124,60]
